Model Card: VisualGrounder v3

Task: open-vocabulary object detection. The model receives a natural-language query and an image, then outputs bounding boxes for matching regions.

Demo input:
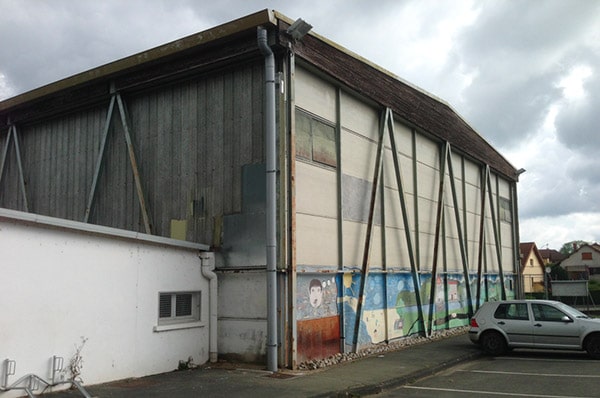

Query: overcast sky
[1,0,598,250]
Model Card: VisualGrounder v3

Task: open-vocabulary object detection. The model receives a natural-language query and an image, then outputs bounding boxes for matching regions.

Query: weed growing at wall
[68,337,88,382]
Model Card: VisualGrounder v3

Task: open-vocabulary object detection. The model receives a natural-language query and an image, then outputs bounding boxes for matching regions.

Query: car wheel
[481,331,507,356]
[585,335,600,359]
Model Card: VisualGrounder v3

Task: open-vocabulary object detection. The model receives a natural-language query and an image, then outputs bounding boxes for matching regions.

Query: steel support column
[353,107,386,353]
[84,95,116,223]
[486,169,506,299]
[116,94,152,234]
[0,127,12,188]
[476,166,488,308]
[447,145,473,317]
[427,142,448,335]
[386,109,425,337]
[83,91,152,234]
[0,125,29,212]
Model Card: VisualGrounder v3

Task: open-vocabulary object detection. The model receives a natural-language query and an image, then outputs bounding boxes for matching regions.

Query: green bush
[588,279,600,291]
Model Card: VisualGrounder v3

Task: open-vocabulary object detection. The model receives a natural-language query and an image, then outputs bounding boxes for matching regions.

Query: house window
[582,252,592,261]
[529,259,533,266]
[158,292,201,325]
[499,197,512,223]
[296,108,337,167]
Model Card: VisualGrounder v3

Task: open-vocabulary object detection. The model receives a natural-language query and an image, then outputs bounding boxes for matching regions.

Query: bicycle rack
[1,357,95,397]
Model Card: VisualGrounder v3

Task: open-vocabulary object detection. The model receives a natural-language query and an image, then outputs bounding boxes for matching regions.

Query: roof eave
[0,9,277,113]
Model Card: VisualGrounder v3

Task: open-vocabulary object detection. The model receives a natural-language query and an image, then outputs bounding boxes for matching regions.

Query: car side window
[494,303,529,320]
[532,304,568,322]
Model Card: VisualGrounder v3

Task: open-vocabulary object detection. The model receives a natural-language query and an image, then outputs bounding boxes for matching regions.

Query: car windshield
[554,301,590,319]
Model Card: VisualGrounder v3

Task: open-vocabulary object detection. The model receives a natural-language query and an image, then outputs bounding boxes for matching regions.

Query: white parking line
[459,370,600,378]
[495,356,591,363]
[403,385,594,398]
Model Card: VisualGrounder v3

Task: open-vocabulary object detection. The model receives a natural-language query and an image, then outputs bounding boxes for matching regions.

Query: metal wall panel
[340,129,378,180]
[296,213,339,267]
[295,160,337,218]
[0,61,265,247]
[295,67,337,122]
[340,91,379,142]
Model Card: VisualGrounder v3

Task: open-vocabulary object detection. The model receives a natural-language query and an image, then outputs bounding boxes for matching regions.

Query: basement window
[156,291,201,329]
[296,108,337,167]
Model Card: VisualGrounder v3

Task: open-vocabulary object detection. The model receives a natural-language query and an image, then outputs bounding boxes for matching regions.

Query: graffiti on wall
[297,271,516,356]
[341,271,516,349]
[296,275,340,362]
[296,275,338,319]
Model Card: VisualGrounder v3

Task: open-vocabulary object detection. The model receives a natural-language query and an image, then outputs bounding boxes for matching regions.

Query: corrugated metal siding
[0,61,265,244]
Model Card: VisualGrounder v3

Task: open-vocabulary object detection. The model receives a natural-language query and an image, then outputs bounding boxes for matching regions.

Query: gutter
[257,26,278,373]
[200,252,218,363]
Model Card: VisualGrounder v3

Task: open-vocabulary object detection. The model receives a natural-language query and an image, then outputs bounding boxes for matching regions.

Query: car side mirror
[561,316,573,323]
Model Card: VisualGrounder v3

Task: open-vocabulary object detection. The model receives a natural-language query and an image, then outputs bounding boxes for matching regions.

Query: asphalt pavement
[48,332,481,398]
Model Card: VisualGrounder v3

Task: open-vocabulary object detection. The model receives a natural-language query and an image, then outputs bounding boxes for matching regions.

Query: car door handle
[534,323,542,327]
[497,321,505,325]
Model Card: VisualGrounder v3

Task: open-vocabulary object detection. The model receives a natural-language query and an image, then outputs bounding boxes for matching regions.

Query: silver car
[469,299,600,358]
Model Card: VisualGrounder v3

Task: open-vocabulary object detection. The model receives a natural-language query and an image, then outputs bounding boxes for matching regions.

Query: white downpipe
[200,251,218,363]
[257,26,278,373]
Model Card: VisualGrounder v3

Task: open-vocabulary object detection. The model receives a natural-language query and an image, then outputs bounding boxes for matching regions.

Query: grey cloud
[0,0,208,97]
[445,0,600,148]
[554,68,600,155]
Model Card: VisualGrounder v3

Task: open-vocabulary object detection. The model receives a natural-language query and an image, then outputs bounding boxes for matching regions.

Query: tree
[559,240,589,256]
[549,263,568,281]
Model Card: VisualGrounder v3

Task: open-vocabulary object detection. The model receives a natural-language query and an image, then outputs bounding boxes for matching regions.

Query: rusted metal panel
[297,316,340,363]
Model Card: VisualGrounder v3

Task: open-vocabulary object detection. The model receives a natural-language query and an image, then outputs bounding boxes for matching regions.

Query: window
[158,292,201,325]
[529,259,533,266]
[296,109,337,167]
[582,252,592,261]
[494,303,529,320]
[532,304,568,322]
[499,197,512,223]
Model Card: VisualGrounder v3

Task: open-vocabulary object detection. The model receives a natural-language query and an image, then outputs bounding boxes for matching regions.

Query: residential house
[539,248,565,265]
[561,244,600,280]
[520,242,546,293]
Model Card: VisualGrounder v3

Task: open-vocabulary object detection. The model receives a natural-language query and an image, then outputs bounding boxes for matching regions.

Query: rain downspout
[200,252,217,363]
[257,26,278,373]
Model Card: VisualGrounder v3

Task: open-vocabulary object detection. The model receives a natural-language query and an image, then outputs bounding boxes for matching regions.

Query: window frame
[582,252,592,261]
[295,108,337,168]
[499,197,512,223]
[494,303,529,321]
[155,291,203,332]
[532,303,570,322]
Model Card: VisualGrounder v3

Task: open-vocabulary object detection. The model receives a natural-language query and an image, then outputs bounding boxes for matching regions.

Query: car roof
[484,299,560,305]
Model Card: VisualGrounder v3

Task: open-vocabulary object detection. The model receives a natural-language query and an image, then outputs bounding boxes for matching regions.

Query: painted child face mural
[309,279,323,308]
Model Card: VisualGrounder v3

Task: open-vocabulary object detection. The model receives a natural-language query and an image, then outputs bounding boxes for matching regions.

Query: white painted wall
[0,209,211,397]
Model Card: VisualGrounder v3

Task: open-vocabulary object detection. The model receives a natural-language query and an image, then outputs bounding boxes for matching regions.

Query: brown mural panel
[297,315,340,363]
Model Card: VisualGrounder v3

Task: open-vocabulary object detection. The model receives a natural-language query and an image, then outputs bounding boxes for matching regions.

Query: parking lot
[378,349,600,397]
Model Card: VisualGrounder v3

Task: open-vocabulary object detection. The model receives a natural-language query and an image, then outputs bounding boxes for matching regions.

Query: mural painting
[297,275,338,319]
[296,275,339,362]
[298,271,516,359]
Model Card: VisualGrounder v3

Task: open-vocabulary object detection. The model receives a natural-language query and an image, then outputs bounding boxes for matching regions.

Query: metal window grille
[158,292,200,324]
[159,294,172,318]
[176,293,192,317]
